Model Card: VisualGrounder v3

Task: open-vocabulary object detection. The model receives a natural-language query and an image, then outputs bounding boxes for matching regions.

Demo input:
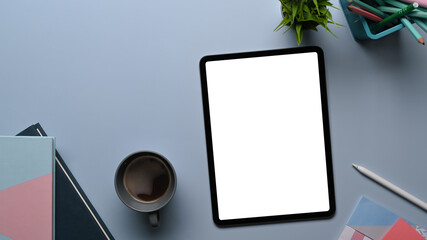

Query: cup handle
[148,211,160,227]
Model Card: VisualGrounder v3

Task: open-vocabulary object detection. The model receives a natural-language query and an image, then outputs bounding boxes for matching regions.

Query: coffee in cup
[115,151,177,227]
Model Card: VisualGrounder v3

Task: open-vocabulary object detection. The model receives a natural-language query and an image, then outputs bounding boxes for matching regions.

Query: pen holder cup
[339,0,405,40]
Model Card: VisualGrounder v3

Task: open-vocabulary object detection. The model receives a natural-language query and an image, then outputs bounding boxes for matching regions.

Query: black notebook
[18,123,115,240]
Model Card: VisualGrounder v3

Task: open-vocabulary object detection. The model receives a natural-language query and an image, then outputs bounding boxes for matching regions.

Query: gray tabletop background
[1,0,426,239]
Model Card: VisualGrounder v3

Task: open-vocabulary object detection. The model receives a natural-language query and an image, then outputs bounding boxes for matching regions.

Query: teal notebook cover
[0,136,55,240]
[18,123,115,240]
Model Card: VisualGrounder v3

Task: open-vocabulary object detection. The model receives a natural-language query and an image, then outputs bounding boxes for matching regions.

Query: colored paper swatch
[347,197,397,239]
[382,218,424,240]
[338,225,372,240]
[339,197,427,240]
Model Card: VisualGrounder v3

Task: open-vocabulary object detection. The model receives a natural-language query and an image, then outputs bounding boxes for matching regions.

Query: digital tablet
[199,47,335,226]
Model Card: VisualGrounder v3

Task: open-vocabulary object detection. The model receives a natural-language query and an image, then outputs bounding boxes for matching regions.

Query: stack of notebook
[17,123,115,240]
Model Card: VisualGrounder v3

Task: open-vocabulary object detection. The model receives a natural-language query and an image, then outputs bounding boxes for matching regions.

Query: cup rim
[114,151,177,213]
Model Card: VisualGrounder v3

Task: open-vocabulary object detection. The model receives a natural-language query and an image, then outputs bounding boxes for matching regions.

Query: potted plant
[275,0,343,45]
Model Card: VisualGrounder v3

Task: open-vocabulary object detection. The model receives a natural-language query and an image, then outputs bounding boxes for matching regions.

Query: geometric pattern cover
[339,225,373,240]
[382,218,425,240]
[0,136,55,240]
[339,196,427,240]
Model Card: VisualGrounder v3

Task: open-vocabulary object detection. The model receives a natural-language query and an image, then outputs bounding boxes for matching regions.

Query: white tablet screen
[201,48,334,224]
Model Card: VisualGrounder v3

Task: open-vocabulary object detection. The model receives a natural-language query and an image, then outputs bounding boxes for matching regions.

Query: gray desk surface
[1,0,426,239]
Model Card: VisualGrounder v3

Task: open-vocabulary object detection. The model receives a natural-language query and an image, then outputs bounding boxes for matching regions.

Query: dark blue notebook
[18,123,115,240]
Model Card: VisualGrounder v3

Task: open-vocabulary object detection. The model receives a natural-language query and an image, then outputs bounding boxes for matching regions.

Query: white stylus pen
[353,164,427,211]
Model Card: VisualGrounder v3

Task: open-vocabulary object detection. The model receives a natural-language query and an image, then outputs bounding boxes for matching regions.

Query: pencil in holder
[340,0,405,40]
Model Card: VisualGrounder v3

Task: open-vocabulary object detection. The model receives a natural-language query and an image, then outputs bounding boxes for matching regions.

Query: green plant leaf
[292,3,299,21]
[276,0,343,44]
[326,11,332,20]
[274,23,285,32]
[319,1,334,7]
[303,13,323,23]
[295,23,303,45]
[282,3,291,13]
[313,0,320,13]
[283,26,293,34]
[325,26,338,38]
[274,16,292,31]
[323,19,329,29]
[318,0,331,5]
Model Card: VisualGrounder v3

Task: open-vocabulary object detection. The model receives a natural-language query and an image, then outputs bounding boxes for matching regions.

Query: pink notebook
[0,136,55,240]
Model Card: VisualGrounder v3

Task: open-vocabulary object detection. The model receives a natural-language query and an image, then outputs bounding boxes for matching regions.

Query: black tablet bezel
[199,46,335,226]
